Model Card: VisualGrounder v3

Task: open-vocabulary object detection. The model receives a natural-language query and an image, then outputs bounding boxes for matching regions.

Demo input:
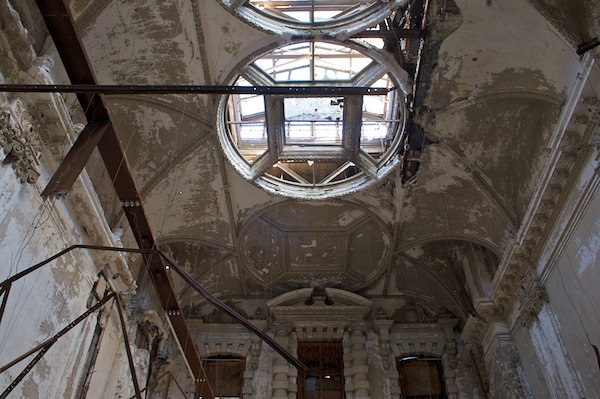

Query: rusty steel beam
[34,1,107,121]
[0,83,390,96]
[115,293,143,399]
[33,1,214,397]
[42,121,110,197]
[0,245,153,328]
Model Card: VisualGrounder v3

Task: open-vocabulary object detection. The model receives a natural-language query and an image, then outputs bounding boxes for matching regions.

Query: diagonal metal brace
[0,292,115,398]
[159,251,309,372]
[42,121,111,197]
[114,292,142,399]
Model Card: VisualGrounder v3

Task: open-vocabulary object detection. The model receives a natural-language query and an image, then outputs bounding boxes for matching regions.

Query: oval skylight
[219,0,408,36]
[217,40,409,199]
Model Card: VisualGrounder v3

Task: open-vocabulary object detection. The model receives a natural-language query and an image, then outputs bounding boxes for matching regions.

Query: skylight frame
[217,39,409,199]
[218,0,408,37]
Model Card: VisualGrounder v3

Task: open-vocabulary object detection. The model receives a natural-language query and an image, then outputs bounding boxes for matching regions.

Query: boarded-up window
[298,341,345,399]
[203,355,244,398]
[397,357,445,399]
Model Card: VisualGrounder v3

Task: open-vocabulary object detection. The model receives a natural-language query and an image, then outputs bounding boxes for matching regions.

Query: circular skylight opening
[217,40,409,199]
[219,0,407,36]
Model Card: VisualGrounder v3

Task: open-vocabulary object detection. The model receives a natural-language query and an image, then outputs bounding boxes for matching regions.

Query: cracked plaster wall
[0,147,136,398]
[531,187,600,397]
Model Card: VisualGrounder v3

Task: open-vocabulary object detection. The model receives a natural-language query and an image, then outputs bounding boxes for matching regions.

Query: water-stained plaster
[387,255,467,320]
[527,307,585,398]
[82,0,204,85]
[237,200,392,291]
[144,141,232,245]
[528,0,600,45]
[428,0,579,106]
[196,0,276,84]
[400,145,513,247]
[108,102,212,190]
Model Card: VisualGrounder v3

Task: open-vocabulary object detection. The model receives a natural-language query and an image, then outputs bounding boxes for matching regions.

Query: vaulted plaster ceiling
[56,0,600,326]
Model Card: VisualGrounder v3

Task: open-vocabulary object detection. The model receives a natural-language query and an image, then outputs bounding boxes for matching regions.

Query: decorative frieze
[515,271,547,328]
[483,323,530,399]
[0,100,41,184]
[486,339,527,399]
[392,298,439,324]
[349,323,371,399]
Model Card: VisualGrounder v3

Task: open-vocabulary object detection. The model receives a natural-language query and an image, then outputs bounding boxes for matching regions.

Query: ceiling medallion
[238,201,392,290]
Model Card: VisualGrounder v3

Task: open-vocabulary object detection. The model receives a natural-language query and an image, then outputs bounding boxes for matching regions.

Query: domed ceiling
[62,0,600,325]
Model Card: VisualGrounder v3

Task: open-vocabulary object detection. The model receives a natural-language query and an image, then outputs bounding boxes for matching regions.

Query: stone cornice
[488,55,598,328]
[514,270,547,328]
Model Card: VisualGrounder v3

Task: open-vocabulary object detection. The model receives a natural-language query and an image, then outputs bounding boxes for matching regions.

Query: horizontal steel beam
[0,84,391,96]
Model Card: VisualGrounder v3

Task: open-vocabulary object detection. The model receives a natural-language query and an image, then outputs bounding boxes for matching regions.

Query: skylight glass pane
[284,97,343,144]
[253,42,372,82]
[361,121,390,141]
[239,94,264,119]
[281,11,309,22]
[363,94,386,116]
[284,97,343,121]
[357,37,385,49]
[286,122,342,144]
[313,11,338,22]
[227,76,268,163]
[246,0,378,24]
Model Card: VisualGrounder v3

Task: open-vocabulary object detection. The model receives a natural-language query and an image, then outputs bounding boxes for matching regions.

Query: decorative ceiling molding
[190,0,213,84]
[395,234,503,257]
[448,88,563,112]
[489,54,597,323]
[394,252,467,318]
[137,129,217,198]
[106,95,214,128]
[268,288,372,323]
[237,200,392,291]
[437,142,519,226]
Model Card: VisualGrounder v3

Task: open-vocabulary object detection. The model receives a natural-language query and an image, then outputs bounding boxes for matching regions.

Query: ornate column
[243,333,262,398]
[288,330,298,399]
[272,323,292,399]
[440,318,459,399]
[374,320,400,399]
[348,323,370,399]
[483,323,530,399]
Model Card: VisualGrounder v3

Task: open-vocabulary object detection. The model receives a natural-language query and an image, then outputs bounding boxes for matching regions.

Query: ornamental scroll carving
[516,271,547,328]
[0,101,41,184]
